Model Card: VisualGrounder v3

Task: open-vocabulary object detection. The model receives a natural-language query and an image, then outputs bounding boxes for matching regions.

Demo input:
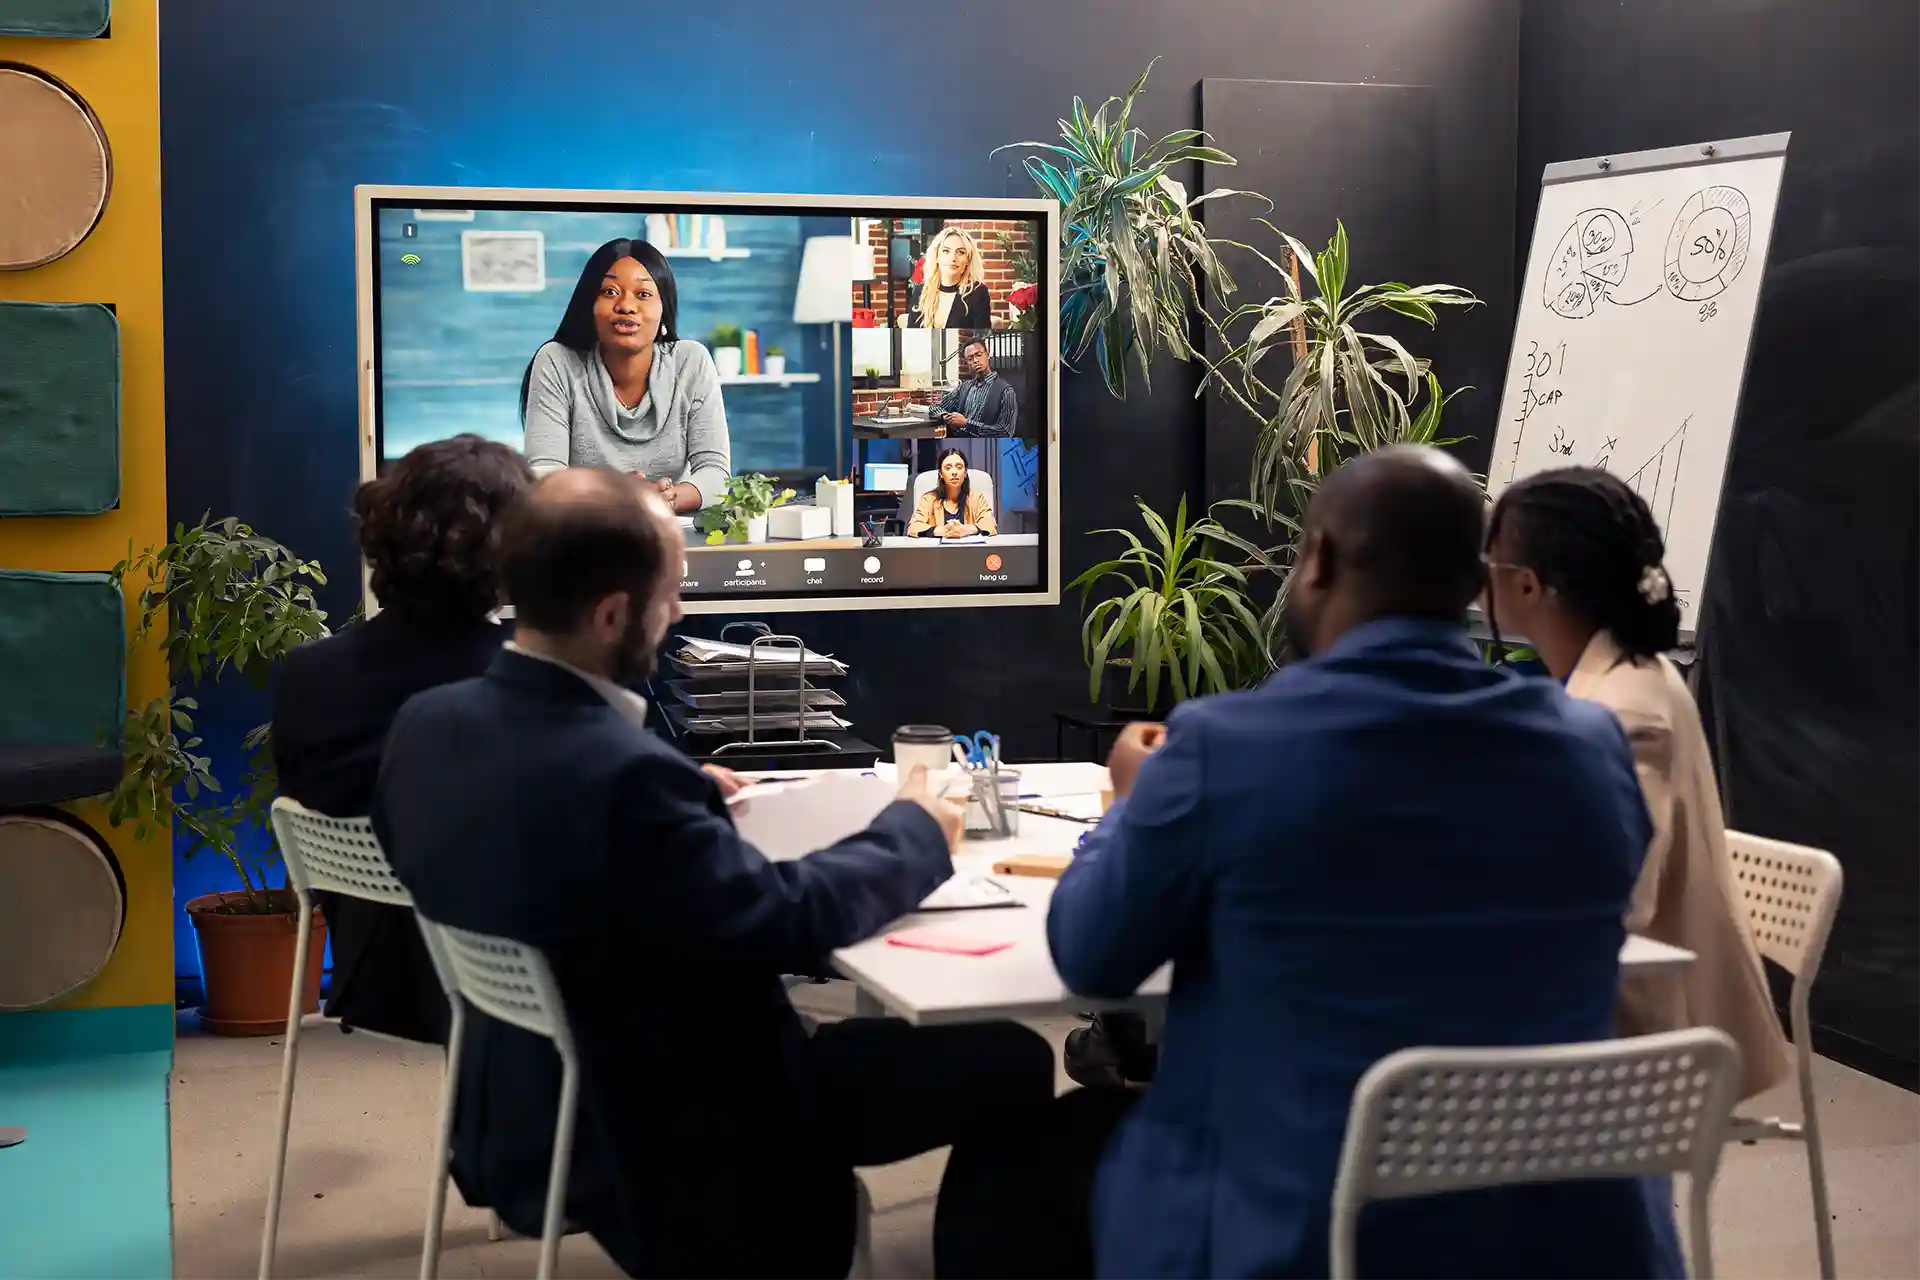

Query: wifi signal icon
[400,252,422,265]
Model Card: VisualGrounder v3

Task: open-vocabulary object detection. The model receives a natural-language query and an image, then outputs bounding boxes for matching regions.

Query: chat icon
[803,557,826,572]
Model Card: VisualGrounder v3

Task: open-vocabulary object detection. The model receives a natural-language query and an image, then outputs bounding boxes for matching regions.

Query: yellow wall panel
[0,0,172,1010]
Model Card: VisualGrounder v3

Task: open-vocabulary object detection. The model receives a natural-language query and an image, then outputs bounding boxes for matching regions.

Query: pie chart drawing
[1544,208,1634,319]
[1663,186,1752,302]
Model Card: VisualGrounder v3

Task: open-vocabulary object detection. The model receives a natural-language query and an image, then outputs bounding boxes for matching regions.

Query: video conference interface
[371,199,1049,601]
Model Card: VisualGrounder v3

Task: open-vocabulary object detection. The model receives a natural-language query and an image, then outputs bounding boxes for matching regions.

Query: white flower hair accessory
[1638,565,1672,605]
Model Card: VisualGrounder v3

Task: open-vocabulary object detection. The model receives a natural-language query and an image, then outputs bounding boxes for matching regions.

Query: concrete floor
[174,985,1919,1278]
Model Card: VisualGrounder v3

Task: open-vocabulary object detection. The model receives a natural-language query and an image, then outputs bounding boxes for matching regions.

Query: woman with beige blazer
[1485,467,1790,1099]
[907,447,997,539]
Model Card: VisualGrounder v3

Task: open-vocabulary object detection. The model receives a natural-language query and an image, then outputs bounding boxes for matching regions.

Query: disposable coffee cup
[892,724,954,783]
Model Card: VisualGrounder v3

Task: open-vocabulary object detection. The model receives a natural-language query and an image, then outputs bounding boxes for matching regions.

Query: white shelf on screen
[716,373,822,387]
[660,247,751,260]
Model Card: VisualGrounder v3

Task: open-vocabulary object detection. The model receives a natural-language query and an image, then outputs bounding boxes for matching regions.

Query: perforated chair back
[427,923,574,1052]
[270,798,412,906]
[1330,1028,1743,1280]
[1726,831,1842,981]
[1725,831,1844,1280]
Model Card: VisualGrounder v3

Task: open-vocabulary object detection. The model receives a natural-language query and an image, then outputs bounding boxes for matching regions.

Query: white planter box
[767,503,834,541]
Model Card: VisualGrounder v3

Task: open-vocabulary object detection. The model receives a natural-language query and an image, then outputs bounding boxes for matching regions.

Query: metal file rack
[659,621,873,765]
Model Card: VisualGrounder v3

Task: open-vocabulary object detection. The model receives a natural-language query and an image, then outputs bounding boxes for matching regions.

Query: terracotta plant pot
[185,889,325,1037]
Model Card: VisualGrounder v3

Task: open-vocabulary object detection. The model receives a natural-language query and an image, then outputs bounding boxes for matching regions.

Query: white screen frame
[354,184,1060,616]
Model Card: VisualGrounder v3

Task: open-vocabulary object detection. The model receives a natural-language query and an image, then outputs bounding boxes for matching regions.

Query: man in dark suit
[273,434,531,1044]
[372,469,1055,1277]
[1049,446,1683,1278]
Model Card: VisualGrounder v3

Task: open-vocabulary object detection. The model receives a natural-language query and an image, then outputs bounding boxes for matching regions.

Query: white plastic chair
[260,799,416,1279]
[1725,831,1843,1280]
[1330,1028,1743,1280]
[416,917,578,1280]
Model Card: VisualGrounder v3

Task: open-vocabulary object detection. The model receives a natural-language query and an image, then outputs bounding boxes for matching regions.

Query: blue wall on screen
[375,208,837,469]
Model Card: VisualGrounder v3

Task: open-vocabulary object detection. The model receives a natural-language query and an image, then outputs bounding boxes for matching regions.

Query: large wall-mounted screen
[355,187,1058,613]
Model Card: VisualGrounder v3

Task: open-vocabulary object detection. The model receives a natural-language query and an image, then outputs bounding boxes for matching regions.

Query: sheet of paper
[1016,792,1106,823]
[677,637,835,665]
[727,773,896,861]
[917,874,1022,912]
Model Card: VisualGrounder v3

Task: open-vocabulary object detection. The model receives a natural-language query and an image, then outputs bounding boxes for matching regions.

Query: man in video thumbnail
[931,336,1018,438]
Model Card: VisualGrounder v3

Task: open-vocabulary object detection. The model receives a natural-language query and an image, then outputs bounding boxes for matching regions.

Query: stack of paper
[678,637,834,664]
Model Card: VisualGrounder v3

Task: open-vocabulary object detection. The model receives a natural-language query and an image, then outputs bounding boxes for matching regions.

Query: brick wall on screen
[850,218,1035,326]
[847,218,1035,420]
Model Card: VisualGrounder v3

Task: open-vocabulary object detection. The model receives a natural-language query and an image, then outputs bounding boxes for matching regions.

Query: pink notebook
[886,927,1014,957]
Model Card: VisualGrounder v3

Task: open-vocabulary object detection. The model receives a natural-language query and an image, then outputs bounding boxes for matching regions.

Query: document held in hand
[728,774,1020,912]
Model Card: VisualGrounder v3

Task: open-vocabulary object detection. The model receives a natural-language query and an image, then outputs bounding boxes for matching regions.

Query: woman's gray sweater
[521,340,732,507]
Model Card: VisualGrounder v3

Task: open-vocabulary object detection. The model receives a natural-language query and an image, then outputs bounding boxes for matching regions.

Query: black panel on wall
[157,0,1518,766]
[1198,79,1443,510]
[1520,0,1920,1087]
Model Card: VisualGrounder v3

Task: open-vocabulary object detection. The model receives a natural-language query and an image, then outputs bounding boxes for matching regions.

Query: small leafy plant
[996,58,1255,398]
[765,344,785,358]
[106,516,328,912]
[706,323,743,350]
[696,473,795,545]
[1068,496,1269,710]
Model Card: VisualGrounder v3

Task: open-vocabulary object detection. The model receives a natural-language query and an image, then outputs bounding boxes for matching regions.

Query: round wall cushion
[0,809,126,1009]
[0,64,112,271]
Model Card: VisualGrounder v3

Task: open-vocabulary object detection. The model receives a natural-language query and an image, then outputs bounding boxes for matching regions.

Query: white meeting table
[822,762,1697,1026]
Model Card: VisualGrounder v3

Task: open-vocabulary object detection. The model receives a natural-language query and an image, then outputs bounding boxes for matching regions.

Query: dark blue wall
[158,0,1521,974]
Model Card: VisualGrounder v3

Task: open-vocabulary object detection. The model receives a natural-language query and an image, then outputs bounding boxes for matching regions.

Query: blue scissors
[953,730,1001,769]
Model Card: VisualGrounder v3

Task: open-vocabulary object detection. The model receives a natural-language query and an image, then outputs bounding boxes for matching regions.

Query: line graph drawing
[1598,415,1690,532]
[1663,186,1752,302]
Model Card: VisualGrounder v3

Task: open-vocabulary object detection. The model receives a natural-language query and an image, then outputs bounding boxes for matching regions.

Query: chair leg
[1792,993,1837,1280]
[420,1003,466,1280]
[486,1211,502,1243]
[1687,1171,1715,1280]
[258,895,314,1280]
[537,1057,580,1280]
[1328,1199,1359,1280]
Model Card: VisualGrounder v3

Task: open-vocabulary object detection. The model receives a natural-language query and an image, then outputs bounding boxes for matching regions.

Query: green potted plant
[107,515,330,1035]
[695,473,795,545]
[996,58,1255,397]
[764,344,787,378]
[706,323,744,378]
[1069,495,1269,713]
[1200,221,1479,658]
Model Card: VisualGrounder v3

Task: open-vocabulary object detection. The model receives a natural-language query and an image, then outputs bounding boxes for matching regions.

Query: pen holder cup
[964,770,1020,840]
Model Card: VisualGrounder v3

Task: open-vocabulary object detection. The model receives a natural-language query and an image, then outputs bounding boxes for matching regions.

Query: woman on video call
[908,447,997,539]
[906,225,993,329]
[520,237,731,513]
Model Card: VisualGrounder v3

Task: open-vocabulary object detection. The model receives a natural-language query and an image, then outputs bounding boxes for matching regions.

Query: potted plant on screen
[107,516,330,1035]
[695,473,795,545]
[1069,496,1268,714]
[764,344,787,378]
[706,323,744,378]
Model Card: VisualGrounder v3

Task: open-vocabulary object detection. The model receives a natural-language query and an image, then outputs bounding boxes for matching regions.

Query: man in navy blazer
[1049,447,1682,1278]
[373,470,1054,1277]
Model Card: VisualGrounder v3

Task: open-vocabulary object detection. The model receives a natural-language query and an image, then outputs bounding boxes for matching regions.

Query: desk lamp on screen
[794,234,855,478]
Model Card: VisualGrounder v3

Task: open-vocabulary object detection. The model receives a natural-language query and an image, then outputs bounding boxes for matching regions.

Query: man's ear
[589,590,631,640]
[1300,529,1333,591]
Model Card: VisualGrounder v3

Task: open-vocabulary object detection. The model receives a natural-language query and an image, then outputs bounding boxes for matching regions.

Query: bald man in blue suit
[1049,447,1682,1278]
